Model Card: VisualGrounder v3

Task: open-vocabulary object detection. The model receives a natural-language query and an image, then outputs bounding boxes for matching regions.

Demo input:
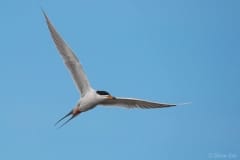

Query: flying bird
[43,11,177,128]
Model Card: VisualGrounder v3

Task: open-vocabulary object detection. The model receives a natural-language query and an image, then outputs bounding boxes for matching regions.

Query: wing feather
[43,11,91,96]
[101,97,176,109]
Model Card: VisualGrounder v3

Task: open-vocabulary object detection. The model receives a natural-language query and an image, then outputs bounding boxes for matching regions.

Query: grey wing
[100,97,176,109]
[43,11,91,96]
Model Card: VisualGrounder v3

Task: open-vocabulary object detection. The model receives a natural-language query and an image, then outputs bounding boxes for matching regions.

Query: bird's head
[96,90,116,100]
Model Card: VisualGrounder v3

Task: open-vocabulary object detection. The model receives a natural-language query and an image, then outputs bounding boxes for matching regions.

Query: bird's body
[43,10,178,128]
[78,89,104,112]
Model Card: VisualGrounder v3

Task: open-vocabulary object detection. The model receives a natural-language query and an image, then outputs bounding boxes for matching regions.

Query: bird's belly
[79,103,97,112]
[78,94,99,112]
[78,89,105,112]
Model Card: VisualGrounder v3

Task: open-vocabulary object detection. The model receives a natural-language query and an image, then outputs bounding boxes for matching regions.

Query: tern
[43,11,177,128]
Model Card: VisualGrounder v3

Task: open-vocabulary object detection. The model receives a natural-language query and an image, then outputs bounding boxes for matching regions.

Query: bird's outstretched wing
[101,97,176,109]
[43,11,91,97]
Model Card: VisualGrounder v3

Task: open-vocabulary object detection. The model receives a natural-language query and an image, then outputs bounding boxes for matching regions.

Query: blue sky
[0,0,239,159]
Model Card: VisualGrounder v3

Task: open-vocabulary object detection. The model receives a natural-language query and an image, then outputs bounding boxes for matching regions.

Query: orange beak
[107,95,116,100]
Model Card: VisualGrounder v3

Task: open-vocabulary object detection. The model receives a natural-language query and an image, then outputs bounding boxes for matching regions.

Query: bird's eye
[96,91,110,95]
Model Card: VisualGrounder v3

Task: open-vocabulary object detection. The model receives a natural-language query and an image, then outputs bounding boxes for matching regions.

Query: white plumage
[43,10,177,128]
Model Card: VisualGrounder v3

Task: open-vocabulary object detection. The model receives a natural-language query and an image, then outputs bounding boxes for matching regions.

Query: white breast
[78,89,103,112]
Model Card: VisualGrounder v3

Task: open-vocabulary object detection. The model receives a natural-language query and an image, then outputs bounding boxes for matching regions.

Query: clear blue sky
[0,0,239,159]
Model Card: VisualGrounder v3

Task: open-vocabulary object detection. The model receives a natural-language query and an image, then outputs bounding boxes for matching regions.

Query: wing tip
[41,8,50,24]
